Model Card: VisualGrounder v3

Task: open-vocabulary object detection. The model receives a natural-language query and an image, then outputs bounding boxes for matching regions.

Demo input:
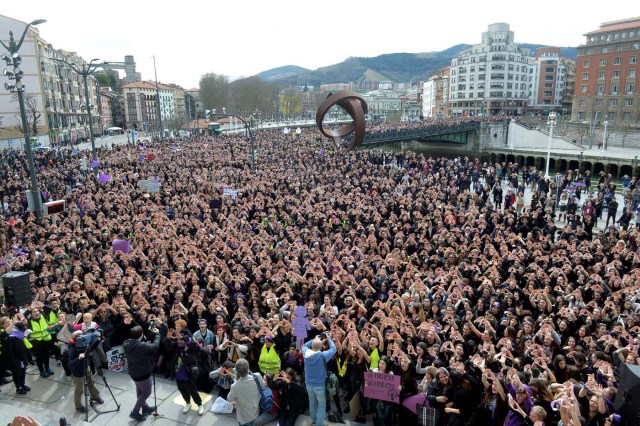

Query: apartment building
[571,17,640,125]
[529,47,574,116]
[422,67,450,118]
[449,23,534,117]
[122,81,176,131]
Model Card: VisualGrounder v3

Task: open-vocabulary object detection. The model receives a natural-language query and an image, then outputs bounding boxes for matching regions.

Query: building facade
[422,67,450,118]
[571,17,640,125]
[529,47,574,116]
[448,23,533,117]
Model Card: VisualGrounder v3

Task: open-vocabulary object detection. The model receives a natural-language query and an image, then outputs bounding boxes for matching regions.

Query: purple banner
[364,372,400,403]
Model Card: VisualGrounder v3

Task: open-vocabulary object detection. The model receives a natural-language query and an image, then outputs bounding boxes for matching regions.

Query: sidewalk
[0,363,367,426]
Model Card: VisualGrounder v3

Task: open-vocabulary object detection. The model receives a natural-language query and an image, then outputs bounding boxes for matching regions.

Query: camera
[319,332,328,341]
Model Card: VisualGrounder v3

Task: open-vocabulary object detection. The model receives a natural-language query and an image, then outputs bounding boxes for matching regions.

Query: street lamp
[545,111,557,178]
[51,56,108,160]
[601,120,609,151]
[211,110,255,170]
[152,55,163,140]
[1,18,46,223]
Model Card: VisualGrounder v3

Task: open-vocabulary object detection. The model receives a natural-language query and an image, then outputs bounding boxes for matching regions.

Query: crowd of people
[0,126,639,426]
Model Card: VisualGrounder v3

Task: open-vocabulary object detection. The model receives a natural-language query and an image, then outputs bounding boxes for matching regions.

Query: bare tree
[10,94,42,136]
[199,73,231,112]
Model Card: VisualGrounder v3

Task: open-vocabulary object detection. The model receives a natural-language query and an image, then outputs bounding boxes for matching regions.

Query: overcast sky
[2,1,637,89]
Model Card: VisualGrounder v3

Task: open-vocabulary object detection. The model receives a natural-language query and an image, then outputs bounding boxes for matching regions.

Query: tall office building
[448,23,534,117]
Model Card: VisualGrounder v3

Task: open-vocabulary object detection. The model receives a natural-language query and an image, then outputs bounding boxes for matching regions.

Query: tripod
[148,365,167,421]
[83,349,121,422]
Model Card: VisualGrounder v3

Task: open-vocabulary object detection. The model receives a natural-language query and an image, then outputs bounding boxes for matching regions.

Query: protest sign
[112,239,132,254]
[138,180,161,193]
[223,188,238,200]
[106,345,128,372]
[364,372,400,403]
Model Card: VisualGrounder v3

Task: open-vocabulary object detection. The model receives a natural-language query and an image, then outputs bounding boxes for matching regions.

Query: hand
[11,416,43,426]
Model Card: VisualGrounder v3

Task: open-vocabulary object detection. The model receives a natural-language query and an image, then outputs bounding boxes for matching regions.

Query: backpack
[252,373,273,413]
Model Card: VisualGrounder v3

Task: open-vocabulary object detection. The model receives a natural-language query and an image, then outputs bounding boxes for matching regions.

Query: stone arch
[526,156,536,167]
[497,153,506,163]
[580,161,593,174]
[568,160,580,171]
[490,153,497,164]
[516,155,525,166]
[620,165,633,178]
[558,159,568,173]
[506,154,516,164]
[608,164,619,178]
[593,163,605,175]
[535,157,545,171]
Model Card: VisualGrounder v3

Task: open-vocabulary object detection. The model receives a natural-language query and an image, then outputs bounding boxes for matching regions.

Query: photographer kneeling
[68,330,104,413]
[124,324,160,421]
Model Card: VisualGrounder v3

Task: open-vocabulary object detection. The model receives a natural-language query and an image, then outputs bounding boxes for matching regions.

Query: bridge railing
[359,121,481,145]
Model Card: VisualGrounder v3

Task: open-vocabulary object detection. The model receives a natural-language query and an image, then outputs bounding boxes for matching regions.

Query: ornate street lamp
[1,19,46,222]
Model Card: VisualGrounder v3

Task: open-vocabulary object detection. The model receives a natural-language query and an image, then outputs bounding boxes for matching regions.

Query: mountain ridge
[255,44,578,86]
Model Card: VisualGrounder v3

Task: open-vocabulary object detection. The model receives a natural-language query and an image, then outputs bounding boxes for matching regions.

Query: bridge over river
[361,120,640,179]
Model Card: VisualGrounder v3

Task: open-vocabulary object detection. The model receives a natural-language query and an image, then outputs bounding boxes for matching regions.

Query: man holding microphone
[124,323,160,421]
[302,332,337,426]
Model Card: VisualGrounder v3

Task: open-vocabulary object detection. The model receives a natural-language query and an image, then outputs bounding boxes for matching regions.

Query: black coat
[4,334,28,371]
[68,344,87,377]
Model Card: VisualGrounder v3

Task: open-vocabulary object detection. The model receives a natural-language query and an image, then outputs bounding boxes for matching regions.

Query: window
[598,71,606,79]
[608,112,616,121]
[631,56,638,64]
[602,47,609,54]
[600,59,607,66]
[611,83,619,94]
[578,112,585,120]
[543,91,553,96]
[583,60,590,68]
[581,84,588,93]
[623,112,632,121]
[609,99,617,107]
[596,99,604,106]
[626,83,635,93]
[629,69,637,77]
[597,84,604,94]
[545,75,554,80]
[580,100,587,107]
[614,57,621,65]
[625,99,634,106]
[546,67,555,72]
[544,83,553,88]
[633,43,640,50]
[582,72,590,80]
[612,70,620,78]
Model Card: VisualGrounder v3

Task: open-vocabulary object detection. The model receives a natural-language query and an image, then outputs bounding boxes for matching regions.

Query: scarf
[9,327,25,340]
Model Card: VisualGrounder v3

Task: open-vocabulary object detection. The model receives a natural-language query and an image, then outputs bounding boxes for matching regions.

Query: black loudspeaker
[614,363,640,425]
[2,271,32,307]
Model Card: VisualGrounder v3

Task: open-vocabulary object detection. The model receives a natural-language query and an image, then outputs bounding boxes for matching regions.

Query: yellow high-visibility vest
[258,345,281,375]
[29,317,52,342]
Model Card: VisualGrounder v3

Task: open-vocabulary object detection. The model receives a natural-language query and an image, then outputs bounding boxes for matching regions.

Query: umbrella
[402,393,428,415]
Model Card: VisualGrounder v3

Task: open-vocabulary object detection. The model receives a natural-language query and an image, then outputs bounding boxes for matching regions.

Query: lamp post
[601,120,609,151]
[152,55,163,140]
[1,18,46,223]
[212,110,255,170]
[51,57,107,160]
[545,111,557,178]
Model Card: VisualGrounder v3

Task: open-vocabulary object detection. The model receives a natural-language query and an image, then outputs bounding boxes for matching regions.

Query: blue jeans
[306,384,327,426]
